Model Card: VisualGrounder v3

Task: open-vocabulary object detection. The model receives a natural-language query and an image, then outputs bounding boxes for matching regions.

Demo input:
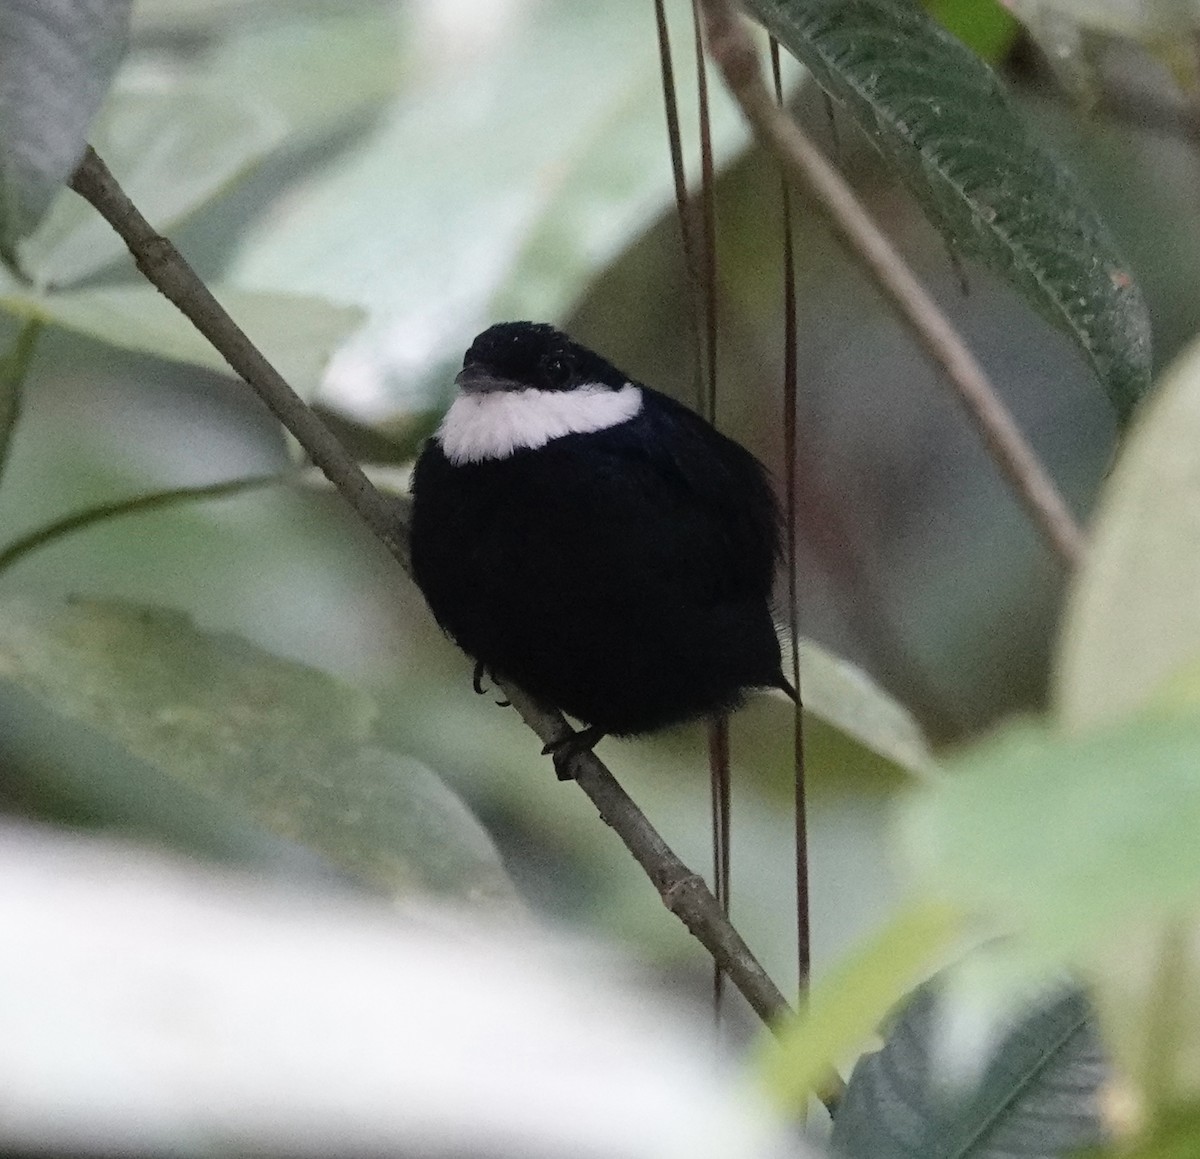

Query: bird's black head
[457,322,628,394]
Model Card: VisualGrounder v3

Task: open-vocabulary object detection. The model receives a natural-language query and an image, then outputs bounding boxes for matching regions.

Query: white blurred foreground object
[0,823,800,1159]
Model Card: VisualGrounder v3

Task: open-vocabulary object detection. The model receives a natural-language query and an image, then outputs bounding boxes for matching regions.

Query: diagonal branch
[694,0,1087,571]
[66,146,822,1070]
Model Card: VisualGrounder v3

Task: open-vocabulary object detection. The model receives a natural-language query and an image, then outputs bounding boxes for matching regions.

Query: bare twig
[695,0,1087,570]
[770,36,811,995]
[66,146,834,1086]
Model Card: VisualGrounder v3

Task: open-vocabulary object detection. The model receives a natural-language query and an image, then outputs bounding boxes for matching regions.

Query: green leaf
[1056,335,1200,732]
[903,717,1200,955]
[0,284,362,397]
[225,0,746,422]
[831,985,1107,1158]
[19,83,285,289]
[0,0,131,261]
[794,636,938,780]
[899,713,1200,1111]
[925,0,1019,62]
[758,903,960,1110]
[0,597,519,911]
[742,0,1152,420]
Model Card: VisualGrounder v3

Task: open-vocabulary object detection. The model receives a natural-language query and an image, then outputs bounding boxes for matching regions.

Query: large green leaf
[19,83,285,289]
[900,714,1200,1110]
[225,0,746,423]
[904,717,1200,956]
[742,0,1152,420]
[0,0,131,261]
[0,284,361,398]
[831,985,1107,1158]
[1056,335,1200,731]
[0,597,518,911]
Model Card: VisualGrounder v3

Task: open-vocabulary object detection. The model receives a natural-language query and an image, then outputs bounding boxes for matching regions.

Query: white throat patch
[437,383,643,465]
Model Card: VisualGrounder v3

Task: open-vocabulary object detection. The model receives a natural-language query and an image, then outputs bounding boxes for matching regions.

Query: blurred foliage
[5,0,1200,1154]
[0,595,518,911]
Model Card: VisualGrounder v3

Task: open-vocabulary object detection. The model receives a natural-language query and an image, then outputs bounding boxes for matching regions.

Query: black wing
[629,387,783,606]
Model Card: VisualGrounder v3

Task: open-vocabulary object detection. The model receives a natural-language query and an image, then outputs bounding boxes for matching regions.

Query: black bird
[409,321,794,777]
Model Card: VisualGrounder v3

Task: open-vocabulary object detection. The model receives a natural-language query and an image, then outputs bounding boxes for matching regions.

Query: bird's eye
[542,355,573,388]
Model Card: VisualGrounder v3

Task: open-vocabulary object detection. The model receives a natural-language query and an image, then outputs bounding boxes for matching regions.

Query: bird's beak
[455,364,511,394]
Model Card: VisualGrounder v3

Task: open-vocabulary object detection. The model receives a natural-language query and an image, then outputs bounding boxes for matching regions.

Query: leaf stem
[0,317,44,492]
[0,472,294,577]
[694,0,1086,570]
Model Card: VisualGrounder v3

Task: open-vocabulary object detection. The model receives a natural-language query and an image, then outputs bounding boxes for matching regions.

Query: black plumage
[409,322,792,770]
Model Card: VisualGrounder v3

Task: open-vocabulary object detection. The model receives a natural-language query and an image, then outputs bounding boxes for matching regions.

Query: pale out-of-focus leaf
[0,0,131,261]
[902,717,1200,963]
[19,83,285,289]
[224,0,747,424]
[0,285,362,398]
[1,823,802,1159]
[743,0,1152,419]
[0,597,519,911]
[1056,335,1200,731]
[202,6,403,140]
[831,985,1108,1159]
[900,714,1200,1110]
[130,0,371,35]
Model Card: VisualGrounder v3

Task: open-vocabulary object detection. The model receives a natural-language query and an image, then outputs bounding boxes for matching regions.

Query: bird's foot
[542,725,608,781]
[471,661,510,707]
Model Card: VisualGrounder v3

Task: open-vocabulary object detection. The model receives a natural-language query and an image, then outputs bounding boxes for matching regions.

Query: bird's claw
[472,662,510,706]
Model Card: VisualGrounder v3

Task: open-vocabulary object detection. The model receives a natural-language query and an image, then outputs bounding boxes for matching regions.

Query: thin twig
[65,146,834,1086]
[690,0,733,1020]
[654,0,704,407]
[770,37,811,995]
[694,0,1087,570]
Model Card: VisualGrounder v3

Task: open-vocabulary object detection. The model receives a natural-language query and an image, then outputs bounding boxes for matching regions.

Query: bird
[409,321,795,778]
